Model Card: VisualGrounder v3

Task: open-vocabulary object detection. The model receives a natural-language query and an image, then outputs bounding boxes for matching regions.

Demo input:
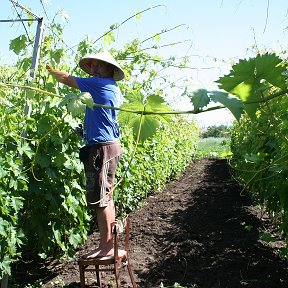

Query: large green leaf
[69,232,82,248]
[118,103,141,126]
[216,53,286,119]
[186,89,244,121]
[132,115,160,143]
[145,94,172,123]
[9,35,28,55]
[125,90,144,103]
[210,91,244,121]
[254,53,286,89]
[118,92,172,143]
[49,48,65,64]
[61,92,93,116]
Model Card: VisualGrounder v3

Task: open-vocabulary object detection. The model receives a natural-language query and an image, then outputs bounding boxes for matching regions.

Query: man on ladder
[47,50,124,258]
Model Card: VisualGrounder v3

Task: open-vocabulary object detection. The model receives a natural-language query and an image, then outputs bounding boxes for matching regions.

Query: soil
[12,158,288,288]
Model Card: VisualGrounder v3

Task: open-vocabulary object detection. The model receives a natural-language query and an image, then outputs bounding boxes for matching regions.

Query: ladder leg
[79,265,85,288]
[95,265,101,286]
[127,261,137,288]
[114,264,121,288]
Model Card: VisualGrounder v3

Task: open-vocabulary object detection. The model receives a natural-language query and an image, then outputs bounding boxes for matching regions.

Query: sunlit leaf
[17,142,33,159]
[118,92,172,143]
[217,53,286,119]
[69,233,82,248]
[9,35,27,55]
[50,48,65,64]
[25,11,34,27]
[133,115,160,143]
[125,91,144,103]
[67,99,85,116]
[103,31,115,47]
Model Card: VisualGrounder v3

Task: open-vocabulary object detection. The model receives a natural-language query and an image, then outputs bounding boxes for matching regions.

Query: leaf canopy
[216,53,286,118]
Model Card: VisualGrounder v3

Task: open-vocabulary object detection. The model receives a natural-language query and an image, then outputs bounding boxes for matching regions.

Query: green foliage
[0,8,197,279]
[9,35,29,55]
[2,6,287,282]
[0,75,90,272]
[227,53,288,255]
[217,53,286,94]
[188,89,210,111]
[209,91,244,120]
[201,125,231,138]
[217,53,286,119]
[0,75,28,277]
[230,100,288,228]
[186,53,287,122]
[186,89,243,120]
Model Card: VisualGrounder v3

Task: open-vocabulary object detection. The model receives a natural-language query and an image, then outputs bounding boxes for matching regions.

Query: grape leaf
[69,232,82,248]
[17,141,33,159]
[25,12,34,27]
[216,53,286,119]
[67,99,85,116]
[79,92,94,110]
[50,48,65,64]
[118,92,172,143]
[61,92,93,116]
[60,93,77,107]
[186,89,210,111]
[9,35,27,55]
[145,94,172,123]
[125,90,144,103]
[132,115,160,143]
[210,91,244,121]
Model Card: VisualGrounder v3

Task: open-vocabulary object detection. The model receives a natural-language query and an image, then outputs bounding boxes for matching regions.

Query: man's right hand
[46,63,53,72]
[45,64,79,89]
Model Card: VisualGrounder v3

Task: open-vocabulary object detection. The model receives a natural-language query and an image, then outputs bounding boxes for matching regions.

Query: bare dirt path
[13,158,288,287]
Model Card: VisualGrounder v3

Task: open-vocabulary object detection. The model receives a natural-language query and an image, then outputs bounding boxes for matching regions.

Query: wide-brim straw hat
[79,51,125,81]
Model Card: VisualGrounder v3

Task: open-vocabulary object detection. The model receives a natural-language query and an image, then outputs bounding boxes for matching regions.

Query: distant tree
[201,125,231,138]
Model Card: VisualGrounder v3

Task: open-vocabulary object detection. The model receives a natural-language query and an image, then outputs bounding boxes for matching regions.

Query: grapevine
[0,8,199,279]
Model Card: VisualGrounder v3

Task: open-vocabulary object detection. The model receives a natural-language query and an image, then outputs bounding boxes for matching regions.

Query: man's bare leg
[87,200,115,258]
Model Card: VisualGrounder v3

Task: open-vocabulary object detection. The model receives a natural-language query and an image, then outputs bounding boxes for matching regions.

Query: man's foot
[86,248,113,259]
[85,248,127,260]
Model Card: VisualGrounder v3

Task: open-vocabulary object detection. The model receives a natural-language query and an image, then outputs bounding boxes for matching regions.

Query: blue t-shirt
[75,77,123,143]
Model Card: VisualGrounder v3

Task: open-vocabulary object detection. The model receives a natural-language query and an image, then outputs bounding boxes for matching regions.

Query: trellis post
[30,17,45,79]
[0,2,45,287]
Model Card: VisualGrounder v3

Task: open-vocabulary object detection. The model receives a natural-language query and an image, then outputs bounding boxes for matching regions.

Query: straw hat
[79,51,125,81]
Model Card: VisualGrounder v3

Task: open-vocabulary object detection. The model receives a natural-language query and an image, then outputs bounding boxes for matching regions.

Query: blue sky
[1,0,288,127]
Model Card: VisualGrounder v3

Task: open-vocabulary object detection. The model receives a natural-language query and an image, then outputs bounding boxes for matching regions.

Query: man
[46,51,124,258]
